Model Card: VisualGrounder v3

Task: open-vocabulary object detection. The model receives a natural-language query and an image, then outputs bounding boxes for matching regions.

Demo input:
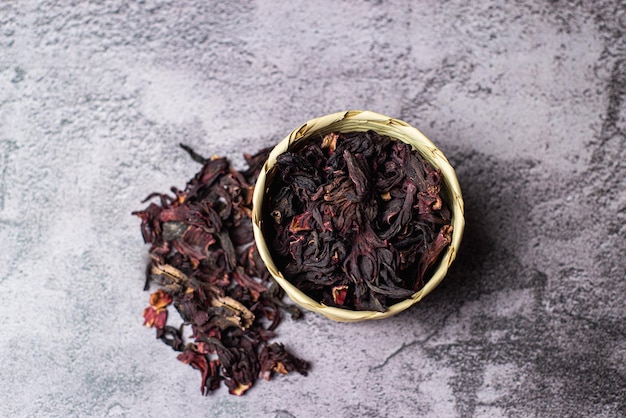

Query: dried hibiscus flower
[134,144,308,396]
[142,289,172,329]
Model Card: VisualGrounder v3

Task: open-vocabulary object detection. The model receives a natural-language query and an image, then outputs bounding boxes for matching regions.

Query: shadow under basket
[252,110,465,322]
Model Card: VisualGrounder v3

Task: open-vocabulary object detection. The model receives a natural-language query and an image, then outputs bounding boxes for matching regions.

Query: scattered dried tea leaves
[265,131,453,312]
[134,144,308,396]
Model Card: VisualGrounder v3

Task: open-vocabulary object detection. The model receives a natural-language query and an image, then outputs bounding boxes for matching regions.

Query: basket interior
[252,111,464,322]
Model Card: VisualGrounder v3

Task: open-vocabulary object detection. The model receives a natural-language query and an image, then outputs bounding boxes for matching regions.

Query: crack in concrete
[369,304,463,372]
[0,140,17,212]
[273,410,296,418]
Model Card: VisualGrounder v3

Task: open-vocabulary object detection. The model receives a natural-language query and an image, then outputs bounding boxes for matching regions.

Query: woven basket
[252,110,464,322]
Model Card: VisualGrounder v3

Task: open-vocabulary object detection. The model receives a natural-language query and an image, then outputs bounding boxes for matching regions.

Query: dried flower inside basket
[263,130,453,312]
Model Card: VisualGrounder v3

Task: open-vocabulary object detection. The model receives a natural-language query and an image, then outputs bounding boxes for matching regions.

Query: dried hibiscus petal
[143,306,167,329]
[149,289,173,309]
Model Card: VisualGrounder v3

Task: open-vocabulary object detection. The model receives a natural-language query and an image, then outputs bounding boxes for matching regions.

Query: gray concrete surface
[1,1,624,417]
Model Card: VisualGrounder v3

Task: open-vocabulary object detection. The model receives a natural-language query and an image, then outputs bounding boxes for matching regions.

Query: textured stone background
[0,1,624,417]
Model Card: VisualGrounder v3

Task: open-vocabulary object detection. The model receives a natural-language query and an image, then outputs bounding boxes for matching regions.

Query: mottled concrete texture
[0,1,624,417]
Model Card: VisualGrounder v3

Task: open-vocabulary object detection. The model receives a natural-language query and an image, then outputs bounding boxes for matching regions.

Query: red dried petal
[142,306,156,327]
[153,309,167,329]
[231,269,266,298]
[415,224,453,289]
[289,212,314,232]
[182,225,216,254]
[178,349,213,395]
[143,306,167,329]
[158,205,188,222]
[196,342,210,354]
[132,203,163,243]
[332,285,349,305]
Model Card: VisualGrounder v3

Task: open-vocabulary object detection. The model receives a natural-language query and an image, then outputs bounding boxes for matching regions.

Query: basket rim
[252,110,465,322]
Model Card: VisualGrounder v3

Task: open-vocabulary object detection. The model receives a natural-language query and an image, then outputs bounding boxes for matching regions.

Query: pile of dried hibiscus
[133,145,308,396]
